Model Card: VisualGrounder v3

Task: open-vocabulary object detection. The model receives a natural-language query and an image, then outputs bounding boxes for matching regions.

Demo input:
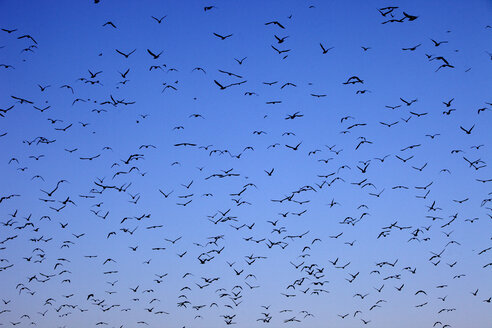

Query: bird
[115,49,136,58]
[213,32,233,40]
[102,21,117,28]
[431,39,448,47]
[403,12,419,21]
[234,57,247,65]
[147,49,163,59]
[265,21,285,29]
[151,15,167,24]
[320,43,334,54]
[402,44,421,51]
[460,125,474,134]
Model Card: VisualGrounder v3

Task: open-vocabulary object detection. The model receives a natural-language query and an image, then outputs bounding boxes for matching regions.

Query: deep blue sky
[0,1,491,327]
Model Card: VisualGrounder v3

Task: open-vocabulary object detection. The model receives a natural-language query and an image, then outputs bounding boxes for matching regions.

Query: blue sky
[0,0,491,327]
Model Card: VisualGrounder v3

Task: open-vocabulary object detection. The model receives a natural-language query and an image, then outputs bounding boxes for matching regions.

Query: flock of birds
[0,1,491,328]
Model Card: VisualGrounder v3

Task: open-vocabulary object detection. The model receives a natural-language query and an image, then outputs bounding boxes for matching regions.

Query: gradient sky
[0,0,491,327]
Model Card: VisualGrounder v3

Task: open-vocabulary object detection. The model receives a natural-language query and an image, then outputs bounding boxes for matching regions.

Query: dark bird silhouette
[213,33,233,40]
[320,43,334,54]
[460,125,474,134]
[115,49,136,58]
[151,15,167,23]
[265,21,285,29]
[147,49,163,59]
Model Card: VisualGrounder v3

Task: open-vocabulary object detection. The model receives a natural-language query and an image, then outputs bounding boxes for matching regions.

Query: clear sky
[0,0,491,327]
